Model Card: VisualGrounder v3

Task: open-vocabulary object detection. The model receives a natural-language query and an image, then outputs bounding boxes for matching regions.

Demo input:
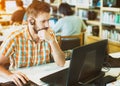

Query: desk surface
[0,61,70,85]
[109,52,120,58]
[0,53,120,85]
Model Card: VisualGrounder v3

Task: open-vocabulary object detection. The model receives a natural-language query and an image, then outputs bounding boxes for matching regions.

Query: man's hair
[59,3,74,16]
[26,1,50,18]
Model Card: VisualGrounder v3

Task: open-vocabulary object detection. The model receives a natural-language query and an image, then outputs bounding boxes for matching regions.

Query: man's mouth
[37,27,49,32]
[34,27,49,34]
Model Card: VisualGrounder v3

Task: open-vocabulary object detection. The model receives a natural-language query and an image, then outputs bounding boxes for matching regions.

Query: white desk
[0,61,70,85]
[0,52,120,85]
[106,52,120,86]
[105,52,120,77]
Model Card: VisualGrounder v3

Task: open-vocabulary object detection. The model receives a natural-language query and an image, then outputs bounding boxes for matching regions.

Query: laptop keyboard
[0,80,39,86]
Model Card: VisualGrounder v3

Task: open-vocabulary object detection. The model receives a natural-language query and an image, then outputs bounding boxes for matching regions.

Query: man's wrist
[49,39,56,44]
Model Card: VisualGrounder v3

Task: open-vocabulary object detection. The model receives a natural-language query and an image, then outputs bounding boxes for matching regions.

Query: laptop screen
[67,39,108,85]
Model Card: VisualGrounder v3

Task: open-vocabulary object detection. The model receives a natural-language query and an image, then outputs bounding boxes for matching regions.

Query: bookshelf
[101,0,120,48]
[75,0,102,37]
[75,0,120,53]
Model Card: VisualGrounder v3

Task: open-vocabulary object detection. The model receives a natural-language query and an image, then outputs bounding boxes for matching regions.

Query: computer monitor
[67,39,108,85]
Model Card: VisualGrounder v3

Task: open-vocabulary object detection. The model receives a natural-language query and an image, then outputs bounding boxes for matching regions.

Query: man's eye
[42,20,46,23]
[41,20,49,23]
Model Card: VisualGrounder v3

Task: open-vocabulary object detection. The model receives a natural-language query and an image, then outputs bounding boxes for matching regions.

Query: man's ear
[28,17,35,25]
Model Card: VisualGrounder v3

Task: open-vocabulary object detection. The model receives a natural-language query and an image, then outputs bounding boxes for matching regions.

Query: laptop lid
[40,39,108,86]
[67,39,108,86]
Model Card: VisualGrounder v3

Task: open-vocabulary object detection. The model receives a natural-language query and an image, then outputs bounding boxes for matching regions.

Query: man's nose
[45,20,49,27]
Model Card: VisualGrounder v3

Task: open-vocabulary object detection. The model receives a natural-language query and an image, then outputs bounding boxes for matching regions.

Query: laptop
[40,39,108,86]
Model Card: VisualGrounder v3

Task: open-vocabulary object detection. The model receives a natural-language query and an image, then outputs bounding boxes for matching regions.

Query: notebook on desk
[40,39,108,86]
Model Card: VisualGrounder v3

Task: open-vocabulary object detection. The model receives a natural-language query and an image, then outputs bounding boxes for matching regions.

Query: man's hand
[38,29,54,42]
[8,72,29,86]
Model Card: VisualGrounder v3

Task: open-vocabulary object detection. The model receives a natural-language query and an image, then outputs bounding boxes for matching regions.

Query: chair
[57,32,84,51]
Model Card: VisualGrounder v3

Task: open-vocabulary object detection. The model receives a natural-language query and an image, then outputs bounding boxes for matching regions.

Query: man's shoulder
[7,28,26,39]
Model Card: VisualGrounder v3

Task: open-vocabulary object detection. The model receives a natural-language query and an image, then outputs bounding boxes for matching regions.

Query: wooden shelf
[102,22,120,26]
[85,36,120,53]
[76,6,89,9]
[102,7,120,12]
[51,3,60,7]
[86,20,100,26]
[108,40,120,46]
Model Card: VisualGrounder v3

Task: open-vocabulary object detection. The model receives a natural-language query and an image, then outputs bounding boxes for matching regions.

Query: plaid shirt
[0,28,52,69]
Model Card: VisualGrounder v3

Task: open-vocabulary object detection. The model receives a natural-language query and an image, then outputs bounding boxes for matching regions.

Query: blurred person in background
[53,3,86,36]
[10,0,26,25]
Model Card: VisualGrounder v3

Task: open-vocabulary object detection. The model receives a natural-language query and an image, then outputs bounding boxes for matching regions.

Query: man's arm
[0,55,12,76]
[49,39,65,66]
[38,29,65,66]
[0,55,29,86]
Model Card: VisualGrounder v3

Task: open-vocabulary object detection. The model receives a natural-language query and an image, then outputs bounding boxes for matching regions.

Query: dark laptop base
[78,71,105,85]
[40,68,105,86]
[40,68,69,86]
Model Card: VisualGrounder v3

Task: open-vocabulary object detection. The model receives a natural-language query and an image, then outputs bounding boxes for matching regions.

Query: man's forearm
[49,40,65,66]
[0,65,12,78]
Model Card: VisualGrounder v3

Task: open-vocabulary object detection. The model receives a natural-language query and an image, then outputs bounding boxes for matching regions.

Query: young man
[0,1,65,86]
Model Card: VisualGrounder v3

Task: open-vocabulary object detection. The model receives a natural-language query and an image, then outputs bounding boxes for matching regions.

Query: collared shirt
[0,28,52,70]
[53,15,86,36]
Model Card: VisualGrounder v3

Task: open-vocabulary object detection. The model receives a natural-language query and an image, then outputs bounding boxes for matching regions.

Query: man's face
[34,12,50,33]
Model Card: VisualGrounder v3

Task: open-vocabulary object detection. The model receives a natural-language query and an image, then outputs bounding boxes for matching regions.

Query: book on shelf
[102,28,120,42]
[102,12,120,25]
